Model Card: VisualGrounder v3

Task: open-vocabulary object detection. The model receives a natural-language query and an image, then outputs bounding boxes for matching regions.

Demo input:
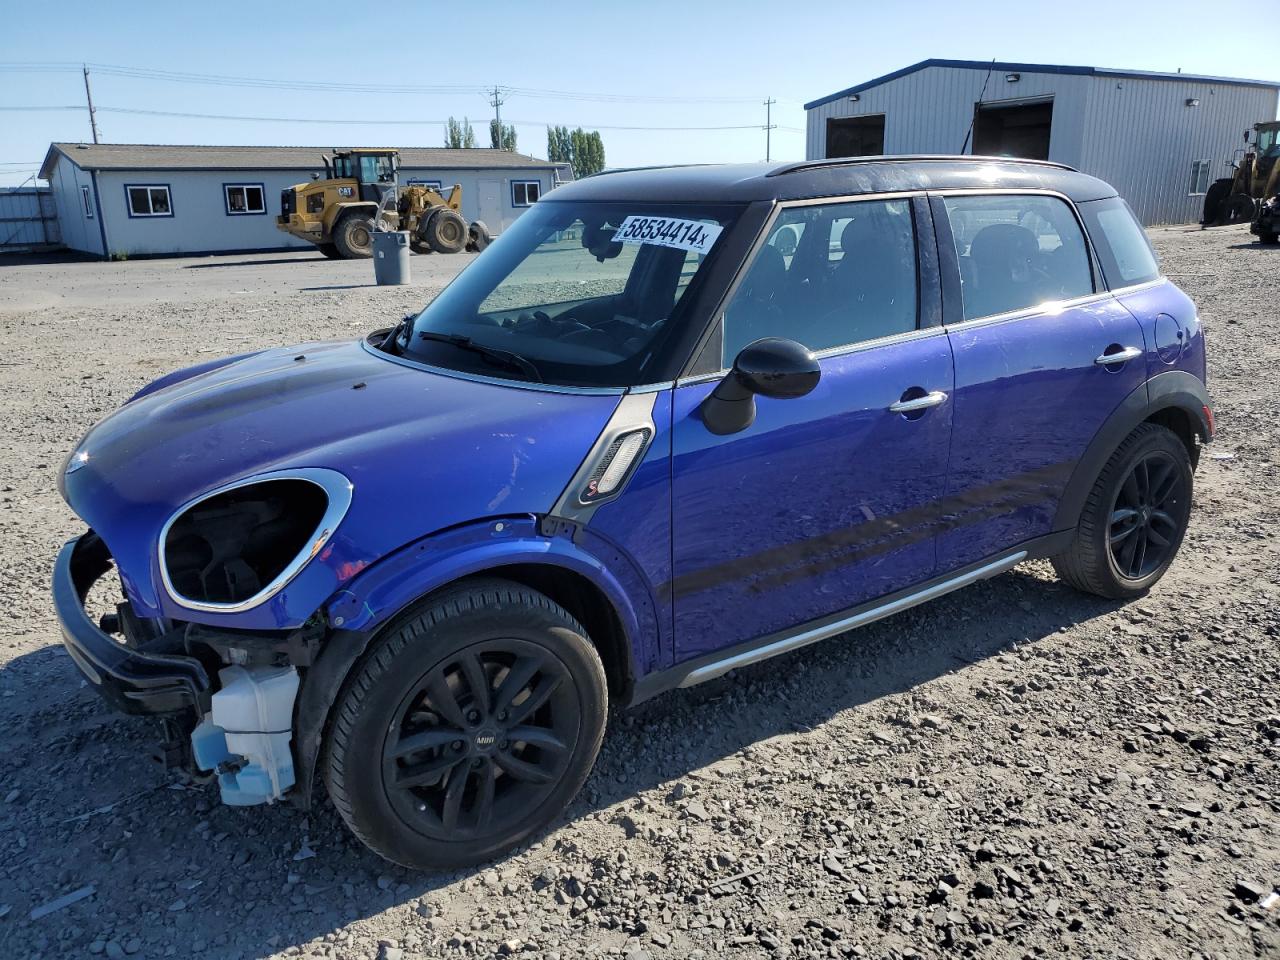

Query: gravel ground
[0,227,1276,960]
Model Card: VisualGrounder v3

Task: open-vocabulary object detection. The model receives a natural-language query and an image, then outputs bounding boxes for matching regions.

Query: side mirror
[701,337,820,436]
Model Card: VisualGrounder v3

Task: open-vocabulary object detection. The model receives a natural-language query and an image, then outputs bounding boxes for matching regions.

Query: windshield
[390,200,746,387]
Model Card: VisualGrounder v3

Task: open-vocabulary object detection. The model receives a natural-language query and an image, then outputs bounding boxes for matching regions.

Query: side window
[126,185,173,218]
[1188,159,1211,196]
[1078,197,1160,287]
[224,184,266,215]
[943,194,1093,321]
[722,198,917,362]
[512,181,541,207]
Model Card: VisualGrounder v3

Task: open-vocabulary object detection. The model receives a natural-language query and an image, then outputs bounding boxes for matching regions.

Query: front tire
[424,208,468,254]
[316,243,344,260]
[324,579,607,870]
[1052,423,1193,599]
[333,214,375,258]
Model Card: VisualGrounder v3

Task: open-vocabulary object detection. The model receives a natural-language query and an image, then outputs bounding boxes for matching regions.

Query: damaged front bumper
[54,532,308,807]
[53,532,211,716]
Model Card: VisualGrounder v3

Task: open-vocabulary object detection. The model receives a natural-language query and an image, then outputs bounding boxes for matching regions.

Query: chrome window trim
[158,467,354,614]
[700,190,929,373]
[941,289,1117,334]
[678,324,948,386]
[1105,277,1167,296]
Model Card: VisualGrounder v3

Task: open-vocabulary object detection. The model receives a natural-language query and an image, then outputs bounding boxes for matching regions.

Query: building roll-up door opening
[826,115,886,158]
[972,98,1054,160]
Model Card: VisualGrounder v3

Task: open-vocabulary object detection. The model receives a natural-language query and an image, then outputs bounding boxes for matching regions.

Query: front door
[933,192,1150,572]
[478,179,502,232]
[670,196,954,663]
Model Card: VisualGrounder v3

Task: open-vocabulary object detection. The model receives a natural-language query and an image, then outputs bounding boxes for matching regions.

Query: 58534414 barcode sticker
[612,216,723,255]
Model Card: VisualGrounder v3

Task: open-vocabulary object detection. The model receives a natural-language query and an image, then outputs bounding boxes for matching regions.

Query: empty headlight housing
[160,468,352,611]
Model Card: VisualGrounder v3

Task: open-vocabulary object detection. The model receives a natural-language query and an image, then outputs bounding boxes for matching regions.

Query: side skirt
[628,530,1072,706]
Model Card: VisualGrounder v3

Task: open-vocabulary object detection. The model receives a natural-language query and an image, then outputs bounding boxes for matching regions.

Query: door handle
[1094,345,1144,366]
[889,390,948,413]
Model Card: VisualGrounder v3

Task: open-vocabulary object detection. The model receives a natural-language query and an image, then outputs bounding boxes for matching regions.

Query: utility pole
[763,98,777,162]
[489,85,507,149]
[83,65,100,144]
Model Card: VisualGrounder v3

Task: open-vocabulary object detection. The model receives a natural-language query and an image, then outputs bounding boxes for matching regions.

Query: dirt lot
[0,229,1277,960]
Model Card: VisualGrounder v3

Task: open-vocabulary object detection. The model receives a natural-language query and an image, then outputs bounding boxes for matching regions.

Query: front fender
[323,516,649,650]
[289,515,656,809]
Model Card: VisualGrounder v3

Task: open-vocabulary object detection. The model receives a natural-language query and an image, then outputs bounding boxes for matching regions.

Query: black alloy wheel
[1107,449,1188,581]
[1051,422,1193,598]
[324,579,607,870]
[382,639,578,840]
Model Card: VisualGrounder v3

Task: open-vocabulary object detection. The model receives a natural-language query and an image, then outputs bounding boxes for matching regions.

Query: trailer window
[224,184,266,215]
[126,185,172,218]
[512,181,541,207]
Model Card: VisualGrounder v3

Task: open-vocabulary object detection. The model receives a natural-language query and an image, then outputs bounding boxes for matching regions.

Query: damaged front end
[54,529,328,807]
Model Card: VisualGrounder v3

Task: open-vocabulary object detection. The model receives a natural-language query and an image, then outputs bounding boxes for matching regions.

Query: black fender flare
[1052,370,1211,533]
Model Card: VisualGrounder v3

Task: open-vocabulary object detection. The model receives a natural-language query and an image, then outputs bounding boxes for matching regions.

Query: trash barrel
[372,231,411,285]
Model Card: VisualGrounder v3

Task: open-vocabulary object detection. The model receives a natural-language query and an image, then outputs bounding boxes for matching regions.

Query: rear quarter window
[1079,197,1160,287]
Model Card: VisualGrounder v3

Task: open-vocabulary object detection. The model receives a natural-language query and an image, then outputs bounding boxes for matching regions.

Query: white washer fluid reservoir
[190,665,300,806]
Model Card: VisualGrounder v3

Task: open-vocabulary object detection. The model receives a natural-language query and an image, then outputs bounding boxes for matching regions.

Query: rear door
[670,195,954,662]
[932,192,1149,572]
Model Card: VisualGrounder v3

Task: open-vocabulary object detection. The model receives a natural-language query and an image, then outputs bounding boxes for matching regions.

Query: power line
[0,61,790,104]
[2,103,799,133]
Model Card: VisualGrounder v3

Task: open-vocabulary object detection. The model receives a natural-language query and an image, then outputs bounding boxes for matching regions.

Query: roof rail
[766,154,1077,177]
[583,162,714,179]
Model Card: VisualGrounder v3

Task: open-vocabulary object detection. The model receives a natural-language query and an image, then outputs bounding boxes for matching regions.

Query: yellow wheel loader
[1202,122,1280,243]
[276,149,492,259]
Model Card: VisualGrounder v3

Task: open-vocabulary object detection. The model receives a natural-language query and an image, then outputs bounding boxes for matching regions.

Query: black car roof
[548,156,1118,205]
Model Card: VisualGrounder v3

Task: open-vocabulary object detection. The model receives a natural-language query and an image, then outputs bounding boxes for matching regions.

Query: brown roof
[41,143,566,179]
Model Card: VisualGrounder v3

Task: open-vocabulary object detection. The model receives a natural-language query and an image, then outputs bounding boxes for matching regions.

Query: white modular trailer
[805,60,1279,224]
[37,144,572,258]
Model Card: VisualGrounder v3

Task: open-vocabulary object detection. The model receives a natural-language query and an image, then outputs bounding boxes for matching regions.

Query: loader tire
[468,220,492,252]
[1201,179,1232,225]
[425,208,468,254]
[317,243,344,260]
[1224,193,1256,225]
[334,214,375,259]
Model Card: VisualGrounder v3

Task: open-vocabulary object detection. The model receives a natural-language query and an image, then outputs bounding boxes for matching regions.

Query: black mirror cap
[733,338,820,399]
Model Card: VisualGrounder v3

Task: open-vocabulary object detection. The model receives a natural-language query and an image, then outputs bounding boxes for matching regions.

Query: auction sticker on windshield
[613,216,723,255]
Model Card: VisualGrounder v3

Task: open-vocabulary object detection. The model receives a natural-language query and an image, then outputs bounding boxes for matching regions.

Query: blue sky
[1,0,1275,187]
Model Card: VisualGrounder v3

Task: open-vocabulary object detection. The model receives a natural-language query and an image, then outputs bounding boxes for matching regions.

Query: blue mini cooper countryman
[54,156,1212,869]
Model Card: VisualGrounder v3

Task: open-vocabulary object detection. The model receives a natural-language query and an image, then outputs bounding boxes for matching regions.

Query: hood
[62,339,620,626]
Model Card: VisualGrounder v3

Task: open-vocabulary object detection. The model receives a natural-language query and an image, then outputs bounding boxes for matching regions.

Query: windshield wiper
[417,331,544,383]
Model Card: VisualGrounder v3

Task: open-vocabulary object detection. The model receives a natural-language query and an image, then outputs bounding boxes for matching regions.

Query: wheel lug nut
[497,711,507,721]
[471,758,482,768]
[499,740,509,750]
[452,740,464,752]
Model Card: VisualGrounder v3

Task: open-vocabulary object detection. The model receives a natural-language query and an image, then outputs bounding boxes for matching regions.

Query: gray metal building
[805,60,1279,224]
[38,143,572,258]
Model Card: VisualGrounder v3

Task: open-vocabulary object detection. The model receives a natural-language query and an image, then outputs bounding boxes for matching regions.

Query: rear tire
[324,578,607,870]
[316,243,343,260]
[424,208,468,254]
[1051,423,1193,599]
[1258,230,1279,245]
[333,214,375,259]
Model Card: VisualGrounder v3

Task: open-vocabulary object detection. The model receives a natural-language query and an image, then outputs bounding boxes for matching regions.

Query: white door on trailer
[478,179,502,233]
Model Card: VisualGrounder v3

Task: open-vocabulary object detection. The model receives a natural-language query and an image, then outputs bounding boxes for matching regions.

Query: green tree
[444,116,477,149]
[568,127,605,178]
[546,125,573,164]
[489,119,517,152]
